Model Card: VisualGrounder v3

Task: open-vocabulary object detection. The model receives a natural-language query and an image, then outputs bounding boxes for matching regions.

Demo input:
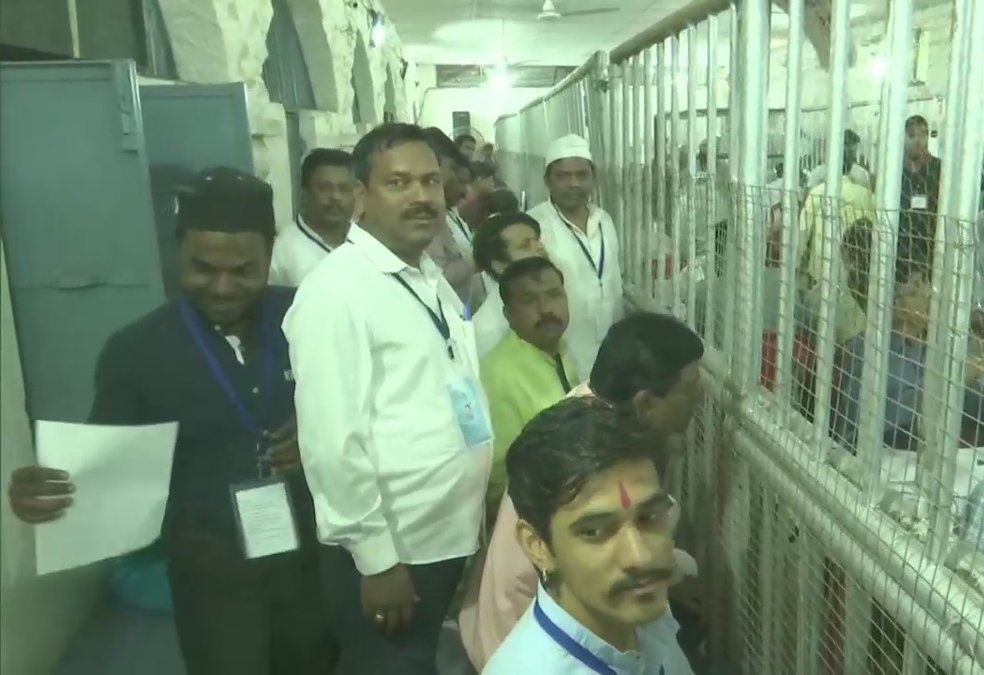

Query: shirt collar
[549,200,601,238]
[504,330,569,368]
[296,214,329,247]
[348,222,442,280]
[535,583,682,674]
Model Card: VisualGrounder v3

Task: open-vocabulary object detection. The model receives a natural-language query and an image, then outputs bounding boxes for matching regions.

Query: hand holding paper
[8,466,75,523]
[33,421,178,575]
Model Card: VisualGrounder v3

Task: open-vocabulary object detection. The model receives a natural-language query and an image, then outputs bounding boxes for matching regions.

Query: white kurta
[528,200,625,380]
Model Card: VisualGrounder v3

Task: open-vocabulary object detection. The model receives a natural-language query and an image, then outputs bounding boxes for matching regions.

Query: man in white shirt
[283,123,492,674]
[424,128,483,306]
[470,211,548,356]
[529,134,625,381]
[484,397,694,674]
[269,148,355,286]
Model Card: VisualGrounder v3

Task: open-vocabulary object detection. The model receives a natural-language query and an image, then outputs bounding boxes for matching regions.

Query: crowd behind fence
[495,0,984,672]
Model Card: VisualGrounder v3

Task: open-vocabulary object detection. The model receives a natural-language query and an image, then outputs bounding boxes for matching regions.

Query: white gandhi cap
[545,133,593,167]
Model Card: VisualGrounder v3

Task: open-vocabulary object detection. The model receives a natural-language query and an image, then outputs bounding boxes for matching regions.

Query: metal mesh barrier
[495,0,984,672]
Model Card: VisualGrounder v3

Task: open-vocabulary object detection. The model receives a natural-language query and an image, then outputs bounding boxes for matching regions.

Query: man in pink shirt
[459,312,705,669]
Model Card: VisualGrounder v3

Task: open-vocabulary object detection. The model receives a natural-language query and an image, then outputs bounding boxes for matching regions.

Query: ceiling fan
[480,0,620,21]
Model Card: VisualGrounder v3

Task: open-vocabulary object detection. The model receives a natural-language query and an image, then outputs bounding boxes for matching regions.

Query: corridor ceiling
[384,0,692,66]
[383,0,909,67]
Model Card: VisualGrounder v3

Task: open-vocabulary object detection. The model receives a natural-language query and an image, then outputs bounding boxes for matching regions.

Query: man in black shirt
[7,167,333,674]
[901,114,942,216]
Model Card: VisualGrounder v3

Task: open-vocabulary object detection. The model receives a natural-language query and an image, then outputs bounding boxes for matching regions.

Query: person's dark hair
[455,133,476,147]
[484,188,520,216]
[841,130,862,175]
[498,256,563,307]
[471,161,496,181]
[906,114,929,131]
[175,167,276,249]
[351,123,435,185]
[472,211,541,278]
[300,148,351,189]
[841,214,934,309]
[507,396,666,543]
[590,312,704,402]
[424,127,469,168]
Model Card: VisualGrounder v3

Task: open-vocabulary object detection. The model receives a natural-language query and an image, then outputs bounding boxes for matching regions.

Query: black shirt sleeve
[88,330,143,425]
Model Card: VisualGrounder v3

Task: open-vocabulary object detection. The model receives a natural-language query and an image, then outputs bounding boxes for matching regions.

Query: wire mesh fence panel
[493,0,984,671]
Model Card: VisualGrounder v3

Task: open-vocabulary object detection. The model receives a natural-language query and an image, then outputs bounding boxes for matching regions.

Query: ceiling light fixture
[488,64,512,93]
[870,54,890,81]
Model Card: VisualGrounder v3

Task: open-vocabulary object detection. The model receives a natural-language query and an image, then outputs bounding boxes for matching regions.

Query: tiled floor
[436,620,477,675]
[57,604,477,675]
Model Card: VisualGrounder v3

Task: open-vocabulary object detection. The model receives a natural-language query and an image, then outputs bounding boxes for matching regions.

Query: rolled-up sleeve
[285,281,398,575]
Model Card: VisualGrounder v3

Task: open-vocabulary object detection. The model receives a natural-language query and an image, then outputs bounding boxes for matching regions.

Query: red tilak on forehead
[618,481,632,509]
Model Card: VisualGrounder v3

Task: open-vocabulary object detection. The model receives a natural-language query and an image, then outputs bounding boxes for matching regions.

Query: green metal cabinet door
[139,83,254,298]
[0,60,165,423]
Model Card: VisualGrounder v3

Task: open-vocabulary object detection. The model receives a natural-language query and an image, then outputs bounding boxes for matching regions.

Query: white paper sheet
[34,421,178,575]
[233,481,299,559]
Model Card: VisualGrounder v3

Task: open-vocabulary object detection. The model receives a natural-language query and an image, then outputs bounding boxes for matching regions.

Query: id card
[230,477,300,559]
[911,194,928,210]
[447,374,492,449]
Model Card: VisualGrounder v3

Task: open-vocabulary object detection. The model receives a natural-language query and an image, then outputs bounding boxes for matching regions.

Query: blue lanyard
[553,203,605,281]
[179,299,276,476]
[389,274,455,360]
[296,215,334,254]
[533,600,617,674]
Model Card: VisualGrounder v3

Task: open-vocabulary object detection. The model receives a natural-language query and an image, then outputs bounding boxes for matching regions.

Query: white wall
[0,243,105,675]
[417,84,550,144]
[150,0,424,228]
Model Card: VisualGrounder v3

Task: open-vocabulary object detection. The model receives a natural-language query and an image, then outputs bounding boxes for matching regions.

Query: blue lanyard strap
[553,204,605,280]
[389,273,455,360]
[533,599,618,674]
[179,300,276,469]
[296,215,334,254]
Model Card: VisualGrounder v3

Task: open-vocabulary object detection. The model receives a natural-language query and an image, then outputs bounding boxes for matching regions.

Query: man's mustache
[402,206,439,219]
[610,567,676,595]
[536,316,564,329]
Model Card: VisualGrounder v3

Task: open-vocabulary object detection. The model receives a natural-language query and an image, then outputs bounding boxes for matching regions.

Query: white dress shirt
[474,275,508,357]
[449,207,474,263]
[269,214,341,287]
[483,584,693,674]
[528,200,625,381]
[283,224,492,576]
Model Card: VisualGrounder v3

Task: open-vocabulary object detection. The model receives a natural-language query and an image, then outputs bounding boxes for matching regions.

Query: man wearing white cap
[528,133,624,380]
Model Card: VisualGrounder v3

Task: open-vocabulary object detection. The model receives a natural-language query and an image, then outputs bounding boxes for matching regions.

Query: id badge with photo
[230,476,300,559]
[447,373,492,449]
